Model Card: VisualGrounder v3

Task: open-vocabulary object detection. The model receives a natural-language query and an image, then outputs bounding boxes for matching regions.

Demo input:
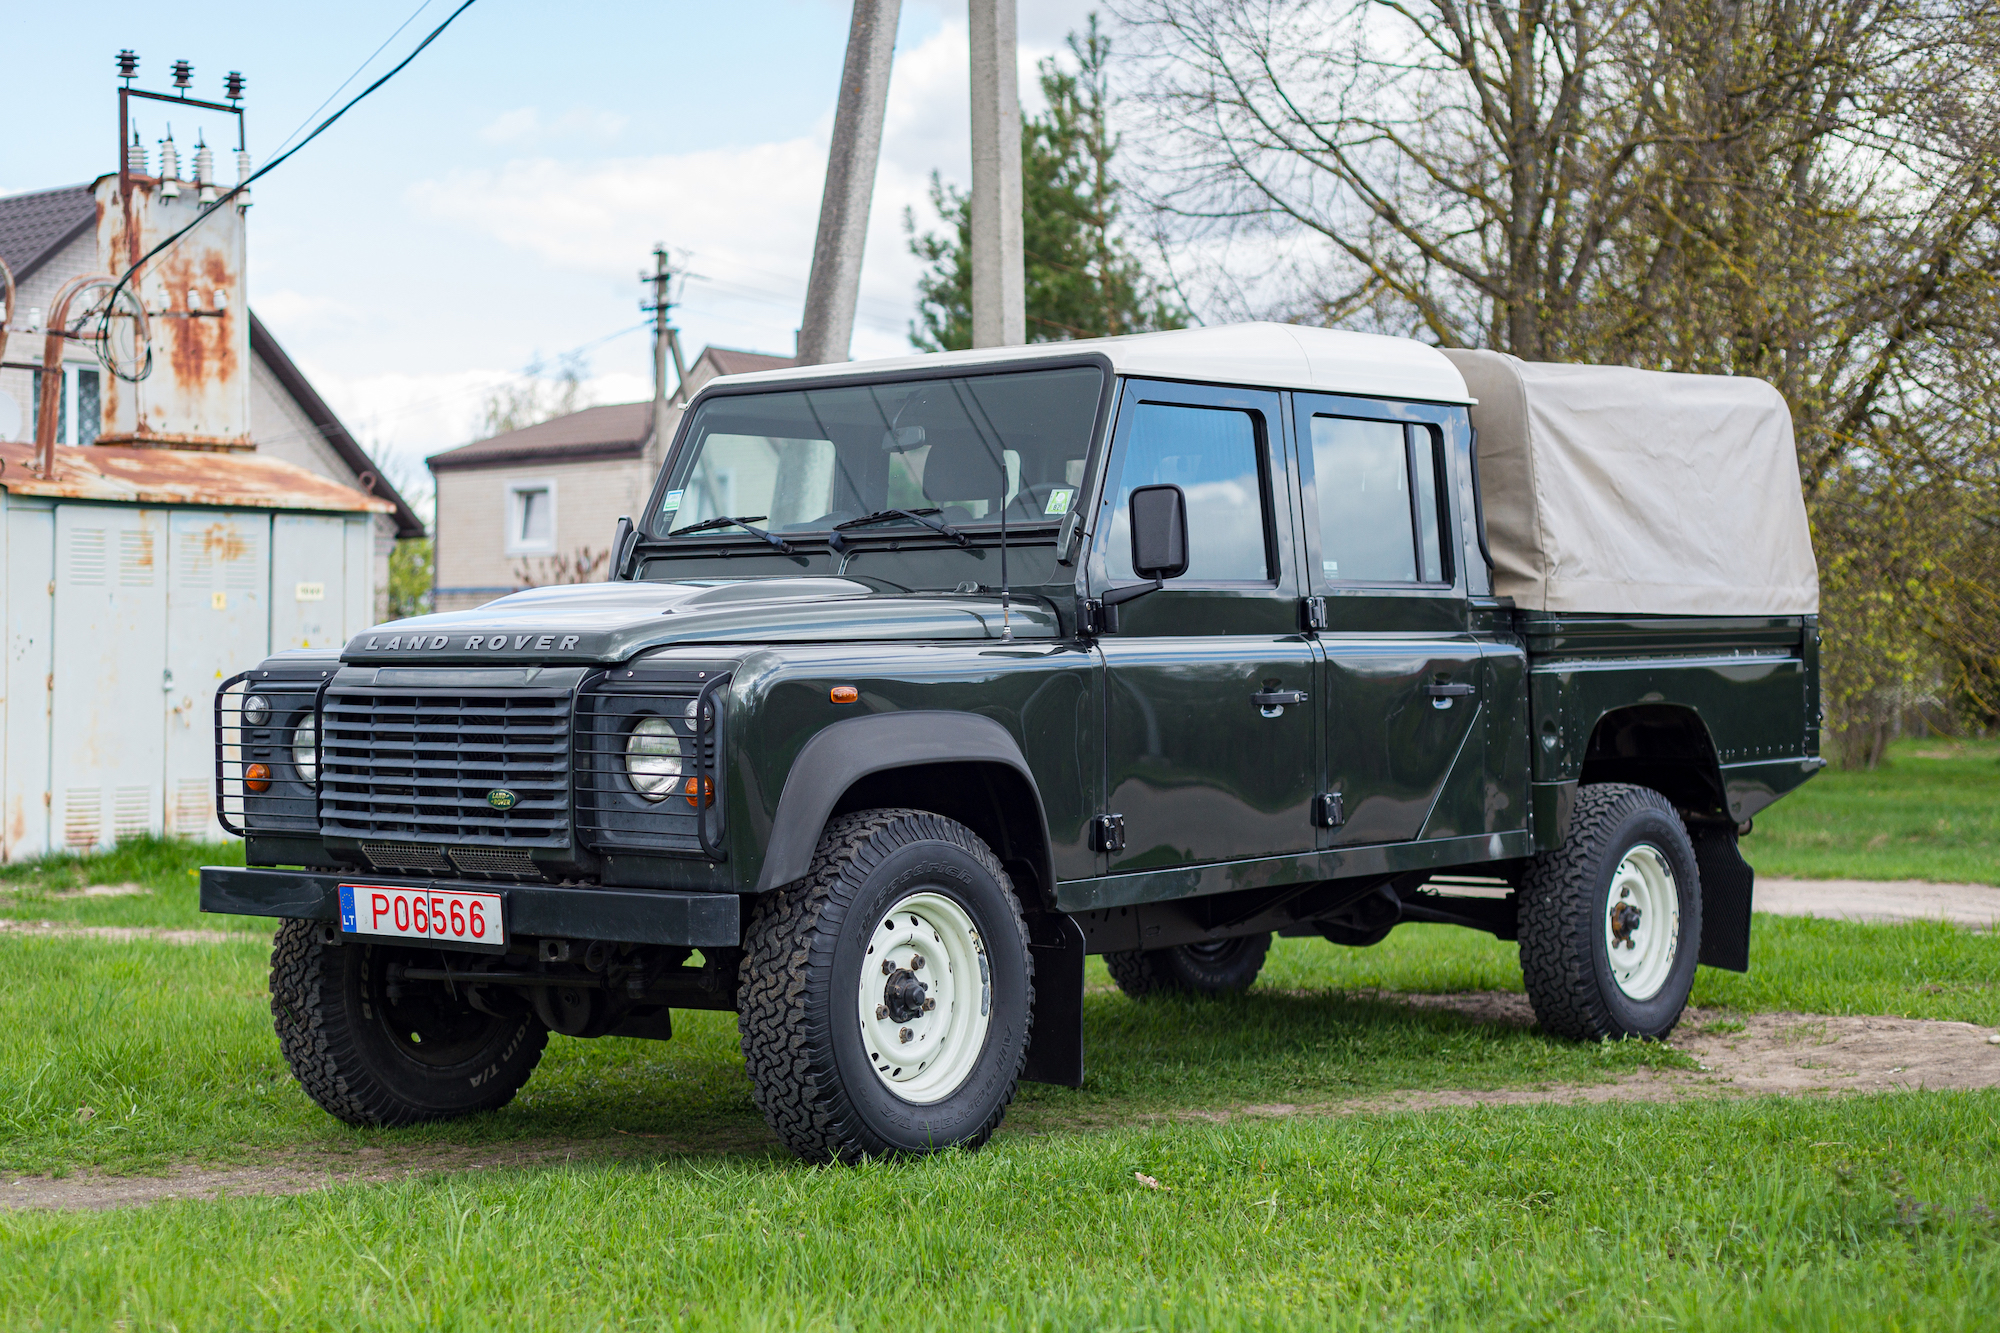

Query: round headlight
[625,717,684,800]
[243,694,272,726]
[293,717,318,785]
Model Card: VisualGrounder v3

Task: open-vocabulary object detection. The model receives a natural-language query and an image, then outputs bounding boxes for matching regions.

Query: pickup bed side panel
[1522,615,1821,847]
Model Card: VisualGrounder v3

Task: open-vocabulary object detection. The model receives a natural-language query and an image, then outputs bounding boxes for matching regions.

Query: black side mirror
[611,516,636,581]
[1128,484,1189,581]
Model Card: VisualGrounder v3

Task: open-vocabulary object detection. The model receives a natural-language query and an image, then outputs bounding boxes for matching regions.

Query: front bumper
[200,866,741,948]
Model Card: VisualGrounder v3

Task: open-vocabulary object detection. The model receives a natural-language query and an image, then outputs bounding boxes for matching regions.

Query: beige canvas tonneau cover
[1442,349,1818,616]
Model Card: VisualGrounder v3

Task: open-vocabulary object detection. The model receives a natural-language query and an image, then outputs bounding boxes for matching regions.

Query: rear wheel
[737,809,1034,1163]
[269,919,548,1126]
[1106,932,1272,999]
[1517,784,1702,1041]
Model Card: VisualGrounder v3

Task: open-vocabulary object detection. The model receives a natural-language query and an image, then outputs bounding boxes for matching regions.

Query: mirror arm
[1099,578,1162,608]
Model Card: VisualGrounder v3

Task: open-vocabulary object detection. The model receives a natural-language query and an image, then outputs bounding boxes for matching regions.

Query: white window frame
[504,477,559,555]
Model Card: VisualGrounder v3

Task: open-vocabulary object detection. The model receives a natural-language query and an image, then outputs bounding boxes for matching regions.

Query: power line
[267,0,441,160]
[98,0,484,376]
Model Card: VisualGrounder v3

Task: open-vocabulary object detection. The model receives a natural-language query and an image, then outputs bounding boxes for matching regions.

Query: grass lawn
[4,793,1999,1327]
[1744,736,2000,886]
[2,1093,1997,1329]
[4,842,1999,1178]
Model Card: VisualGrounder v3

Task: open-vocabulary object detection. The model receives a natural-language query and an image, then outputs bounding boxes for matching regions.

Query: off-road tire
[1104,933,1272,998]
[269,919,549,1126]
[737,809,1034,1163]
[1517,783,1702,1041]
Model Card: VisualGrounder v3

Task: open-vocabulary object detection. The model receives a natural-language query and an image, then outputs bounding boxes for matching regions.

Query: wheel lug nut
[911,953,925,971]
[899,1027,914,1044]
[876,1004,889,1020]
[881,960,892,975]
[922,997,935,1012]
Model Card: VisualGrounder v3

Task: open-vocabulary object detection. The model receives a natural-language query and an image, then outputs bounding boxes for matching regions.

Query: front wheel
[1517,783,1702,1041]
[269,919,549,1126]
[737,809,1034,1163]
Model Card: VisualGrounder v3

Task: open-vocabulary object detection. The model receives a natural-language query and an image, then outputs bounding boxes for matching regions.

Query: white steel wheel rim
[856,891,992,1104]
[1603,843,1681,1001]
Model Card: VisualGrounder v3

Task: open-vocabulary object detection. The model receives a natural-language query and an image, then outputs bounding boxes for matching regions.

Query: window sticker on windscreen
[661,488,684,518]
[1044,487,1074,516]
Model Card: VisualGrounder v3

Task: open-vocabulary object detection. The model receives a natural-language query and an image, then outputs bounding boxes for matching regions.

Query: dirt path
[1754,877,2000,927]
[0,919,242,945]
[10,994,1997,1213]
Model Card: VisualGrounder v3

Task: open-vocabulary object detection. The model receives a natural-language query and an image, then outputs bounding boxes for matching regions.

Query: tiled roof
[698,346,796,377]
[427,401,654,471]
[0,184,97,284]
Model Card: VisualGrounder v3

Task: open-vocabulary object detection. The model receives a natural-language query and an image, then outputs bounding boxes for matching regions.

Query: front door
[1092,381,1319,872]
[1294,396,1484,846]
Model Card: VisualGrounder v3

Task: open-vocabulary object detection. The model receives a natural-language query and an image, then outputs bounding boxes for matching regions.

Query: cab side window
[1309,415,1451,585]
[1105,403,1270,582]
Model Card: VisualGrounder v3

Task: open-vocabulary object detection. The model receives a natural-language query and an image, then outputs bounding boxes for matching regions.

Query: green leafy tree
[387,537,434,621]
[908,17,1186,350]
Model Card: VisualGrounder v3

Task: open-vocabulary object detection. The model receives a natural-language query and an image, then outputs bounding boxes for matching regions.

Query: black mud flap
[1692,824,1754,973]
[1022,912,1085,1087]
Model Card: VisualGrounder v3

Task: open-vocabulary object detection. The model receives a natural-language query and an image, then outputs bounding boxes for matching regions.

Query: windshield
[652,366,1104,538]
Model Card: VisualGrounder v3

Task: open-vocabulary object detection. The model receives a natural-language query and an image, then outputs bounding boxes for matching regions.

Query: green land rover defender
[204,324,1823,1162]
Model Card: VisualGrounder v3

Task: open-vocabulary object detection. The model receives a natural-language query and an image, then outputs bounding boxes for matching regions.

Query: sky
[3,0,1100,496]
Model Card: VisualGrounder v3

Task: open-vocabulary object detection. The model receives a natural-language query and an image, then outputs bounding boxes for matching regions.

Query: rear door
[1294,396,1484,846]
[1092,380,1319,871]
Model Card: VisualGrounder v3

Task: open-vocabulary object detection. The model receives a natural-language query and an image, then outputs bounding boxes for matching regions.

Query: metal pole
[969,0,1025,347]
[797,0,902,366]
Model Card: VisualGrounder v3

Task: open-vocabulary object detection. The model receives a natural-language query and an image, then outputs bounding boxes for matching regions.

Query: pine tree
[907,17,1186,351]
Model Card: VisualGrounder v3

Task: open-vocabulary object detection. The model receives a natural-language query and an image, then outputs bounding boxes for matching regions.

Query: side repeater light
[830,686,859,704]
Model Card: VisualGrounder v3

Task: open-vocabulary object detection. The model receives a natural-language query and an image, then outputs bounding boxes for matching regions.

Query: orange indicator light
[684,776,715,808]
[830,686,859,704]
[245,762,272,793]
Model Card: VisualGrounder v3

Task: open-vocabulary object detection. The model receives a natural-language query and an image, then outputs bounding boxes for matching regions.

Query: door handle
[1252,689,1307,718]
[1426,682,1474,710]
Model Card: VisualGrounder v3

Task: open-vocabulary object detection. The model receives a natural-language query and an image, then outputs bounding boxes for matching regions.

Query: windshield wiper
[832,508,969,547]
[668,514,794,554]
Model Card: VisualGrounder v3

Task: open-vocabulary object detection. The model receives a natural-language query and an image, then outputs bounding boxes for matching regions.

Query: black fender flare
[753,710,1082,1087]
[756,711,1054,896]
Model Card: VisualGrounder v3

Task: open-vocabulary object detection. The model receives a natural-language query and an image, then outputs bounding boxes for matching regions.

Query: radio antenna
[954,380,1012,641]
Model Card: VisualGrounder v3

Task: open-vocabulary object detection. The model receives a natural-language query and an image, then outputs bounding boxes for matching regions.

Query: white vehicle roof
[706,321,1475,405]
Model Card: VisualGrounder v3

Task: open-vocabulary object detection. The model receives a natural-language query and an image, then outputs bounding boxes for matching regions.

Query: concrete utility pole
[642,243,687,469]
[797,0,902,366]
[968,0,1025,347]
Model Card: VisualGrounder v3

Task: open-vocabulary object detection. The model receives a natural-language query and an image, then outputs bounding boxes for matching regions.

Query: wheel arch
[754,711,1057,909]
[1578,704,1727,819]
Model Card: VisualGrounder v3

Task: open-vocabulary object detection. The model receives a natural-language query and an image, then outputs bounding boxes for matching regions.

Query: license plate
[339,884,505,947]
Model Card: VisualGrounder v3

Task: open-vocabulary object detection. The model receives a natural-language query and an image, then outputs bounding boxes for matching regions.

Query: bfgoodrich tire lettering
[1105,933,1272,998]
[269,918,548,1126]
[1517,783,1702,1041]
[738,809,1034,1163]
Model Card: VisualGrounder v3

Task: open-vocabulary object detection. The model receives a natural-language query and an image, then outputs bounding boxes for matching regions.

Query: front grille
[322,688,573,850]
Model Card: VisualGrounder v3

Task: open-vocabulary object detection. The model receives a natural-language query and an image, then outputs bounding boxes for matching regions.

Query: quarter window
[1105,403,1270,582]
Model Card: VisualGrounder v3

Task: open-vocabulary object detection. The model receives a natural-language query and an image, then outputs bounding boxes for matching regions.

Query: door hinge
[1090,813,1127,854]
[1300,596,1327,632]
[1081,598,1118,637]
[1312,791,1345,829]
